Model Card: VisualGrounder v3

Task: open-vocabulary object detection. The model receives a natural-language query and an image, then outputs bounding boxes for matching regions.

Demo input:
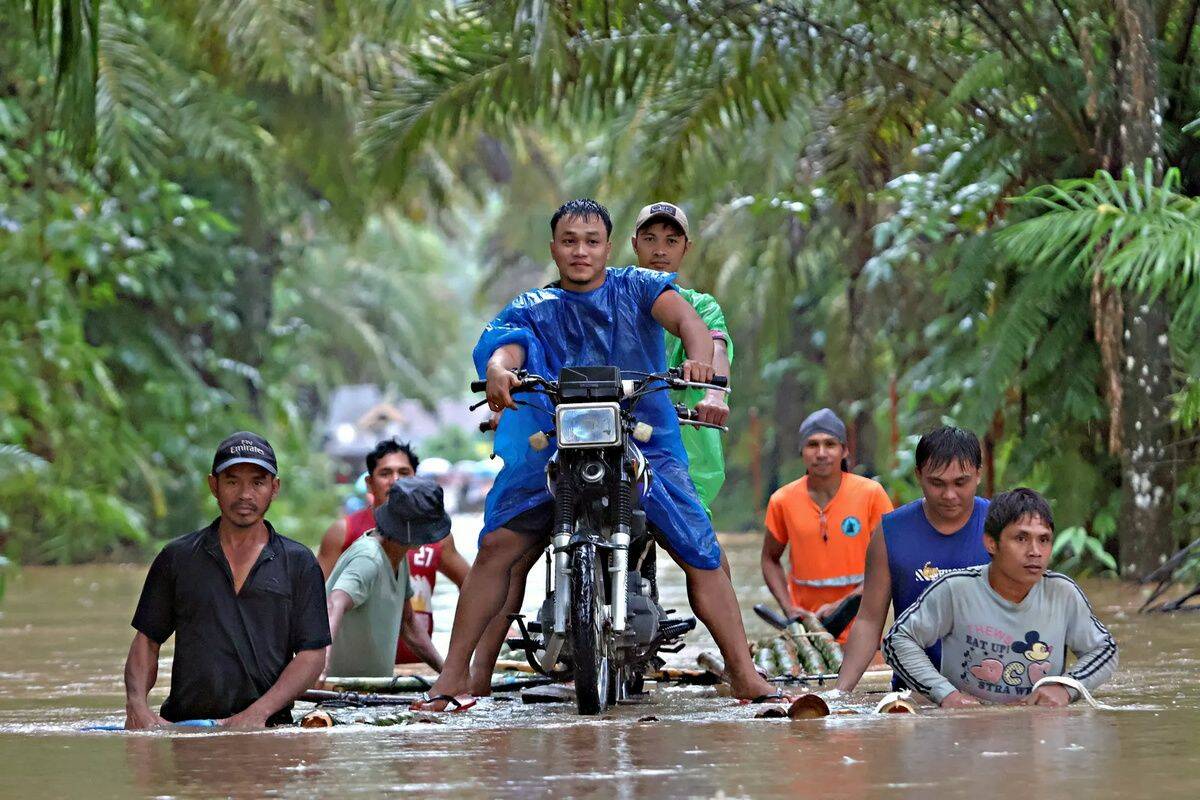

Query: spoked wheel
[570,544,611,715]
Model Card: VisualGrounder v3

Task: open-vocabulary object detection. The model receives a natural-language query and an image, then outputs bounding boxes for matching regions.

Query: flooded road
[2,518,1198,799]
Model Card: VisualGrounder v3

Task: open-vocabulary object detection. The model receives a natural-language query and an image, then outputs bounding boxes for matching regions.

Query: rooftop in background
[322,384,489,463]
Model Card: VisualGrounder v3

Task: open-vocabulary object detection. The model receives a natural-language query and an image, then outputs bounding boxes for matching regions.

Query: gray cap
[799,408,847,443]
[634,201,690,238]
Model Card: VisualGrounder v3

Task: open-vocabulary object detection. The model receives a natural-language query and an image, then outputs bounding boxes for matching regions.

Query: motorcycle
[470,365,728,715]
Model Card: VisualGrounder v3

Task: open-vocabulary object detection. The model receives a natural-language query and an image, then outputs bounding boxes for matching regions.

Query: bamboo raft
[301,620,894,726]
[751,611,843,677]
[735,612,894,693]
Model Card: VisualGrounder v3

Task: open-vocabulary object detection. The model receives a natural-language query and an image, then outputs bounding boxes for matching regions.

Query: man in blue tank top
[834,426,991,693]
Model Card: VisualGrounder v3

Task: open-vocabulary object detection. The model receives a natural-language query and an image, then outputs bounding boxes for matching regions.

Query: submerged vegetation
[2,1,1199,577]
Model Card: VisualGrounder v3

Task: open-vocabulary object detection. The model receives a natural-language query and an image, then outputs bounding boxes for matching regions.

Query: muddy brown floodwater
[1,518,1198,799]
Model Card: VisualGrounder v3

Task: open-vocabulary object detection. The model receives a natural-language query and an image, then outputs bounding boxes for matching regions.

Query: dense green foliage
[359,0,1200,576]
[4,1,1200,578]
[0,1,484,562]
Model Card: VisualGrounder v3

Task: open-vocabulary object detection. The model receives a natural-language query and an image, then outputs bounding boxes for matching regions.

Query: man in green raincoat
[631,202,731,515]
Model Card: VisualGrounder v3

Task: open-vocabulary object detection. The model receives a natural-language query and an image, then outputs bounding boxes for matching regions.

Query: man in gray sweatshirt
[883,488,1117,707]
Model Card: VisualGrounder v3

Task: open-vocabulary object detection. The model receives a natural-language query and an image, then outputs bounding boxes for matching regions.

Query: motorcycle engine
[623,571,663,647]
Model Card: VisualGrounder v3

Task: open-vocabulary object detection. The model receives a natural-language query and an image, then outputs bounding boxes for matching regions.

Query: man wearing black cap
[123,432,331,729]
[760,409,893,641]
[322,477,449,680]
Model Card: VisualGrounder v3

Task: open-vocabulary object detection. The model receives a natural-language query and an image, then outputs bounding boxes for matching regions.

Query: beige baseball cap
[633,201,690,238]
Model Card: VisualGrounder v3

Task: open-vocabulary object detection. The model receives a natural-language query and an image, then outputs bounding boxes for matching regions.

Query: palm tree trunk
[766,215,821,493]
[845,206,876,471]
[233,179,279,419]
[1114,0,1177,577]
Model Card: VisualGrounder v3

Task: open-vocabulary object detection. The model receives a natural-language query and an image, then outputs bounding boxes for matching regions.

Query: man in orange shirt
[761,408,893,640]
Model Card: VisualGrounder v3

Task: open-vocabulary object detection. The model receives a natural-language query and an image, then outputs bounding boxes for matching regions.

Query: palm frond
[0,443,49,481]
[95,13,174,173]
[360,1,852,190]
[1005,163,1200,327]
[195,0,348,98]
[17,0,100,158]
[970,259,1080,425]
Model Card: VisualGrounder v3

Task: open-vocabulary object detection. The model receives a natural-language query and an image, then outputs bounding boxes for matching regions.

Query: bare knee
[517,545,542,574]
[476,528,540,570]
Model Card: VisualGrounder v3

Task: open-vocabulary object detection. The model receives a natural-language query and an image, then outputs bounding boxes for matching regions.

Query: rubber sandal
[409,693,477,713]
[738,692,793,705]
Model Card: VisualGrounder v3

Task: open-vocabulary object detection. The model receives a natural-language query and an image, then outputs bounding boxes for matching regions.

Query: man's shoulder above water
[153,521,218,559]
[768,475,808,504]
[157,520,316,565]
[1038,570,1092,604]
[884,495,990,522]
[675,285,719,310]
[918,563,987,597]
[513,266,672,301]
[609,265,674,282]
[839,472,889,498]
[334,533,387,569]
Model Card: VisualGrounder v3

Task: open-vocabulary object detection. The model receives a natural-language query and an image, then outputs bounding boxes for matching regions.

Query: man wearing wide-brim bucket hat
[322,476,450,682]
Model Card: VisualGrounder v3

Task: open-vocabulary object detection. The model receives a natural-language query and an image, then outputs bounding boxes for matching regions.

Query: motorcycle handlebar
[470,371,728,394]
[666,367,727,389]
[470,380,536,395]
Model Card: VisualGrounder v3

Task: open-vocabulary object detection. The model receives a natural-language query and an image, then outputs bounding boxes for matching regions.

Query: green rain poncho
[664,288,732,516]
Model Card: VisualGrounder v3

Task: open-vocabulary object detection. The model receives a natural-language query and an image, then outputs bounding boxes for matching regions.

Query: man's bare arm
[224,648,325,728]
[835,525,892,693]
[124,632,168,729]
[317,518,348,579]
[485,343,527,411]
[713,338,730,378]
[319,589,355,683]
[437,536,470,588]
[400,599,444,671]
[650,291,715,382]
[695,338,731,425]
[760,532,798,618]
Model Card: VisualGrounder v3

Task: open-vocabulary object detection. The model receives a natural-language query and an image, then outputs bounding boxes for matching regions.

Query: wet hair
[984,488,1055,539]
[550,198,612,238]
[636,217,687,239]
[365,438,419,476]
[915,426,982,473]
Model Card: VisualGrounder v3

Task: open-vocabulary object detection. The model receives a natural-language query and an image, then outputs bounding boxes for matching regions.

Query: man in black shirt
[123,432,331,729]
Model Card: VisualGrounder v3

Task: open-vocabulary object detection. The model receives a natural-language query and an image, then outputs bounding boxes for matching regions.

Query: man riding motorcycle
[414,199,776,711]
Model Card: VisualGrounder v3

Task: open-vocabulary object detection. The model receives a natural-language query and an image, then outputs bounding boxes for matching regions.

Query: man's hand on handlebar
[695,393,730,426]
[485,365,523,411]
[680,359,716,385]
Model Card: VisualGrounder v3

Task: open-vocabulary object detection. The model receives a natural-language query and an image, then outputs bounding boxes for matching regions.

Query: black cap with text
[211,431,278,476]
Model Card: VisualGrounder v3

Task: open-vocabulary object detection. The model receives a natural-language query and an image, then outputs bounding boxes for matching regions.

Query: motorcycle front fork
[551,479,634,639]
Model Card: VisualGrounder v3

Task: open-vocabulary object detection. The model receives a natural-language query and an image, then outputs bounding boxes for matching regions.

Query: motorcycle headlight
[556,403,621,448]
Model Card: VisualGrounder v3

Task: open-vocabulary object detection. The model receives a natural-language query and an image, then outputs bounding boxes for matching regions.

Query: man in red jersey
[318,438,470,663]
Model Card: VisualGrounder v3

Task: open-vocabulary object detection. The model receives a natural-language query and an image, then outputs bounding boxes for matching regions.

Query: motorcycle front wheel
[570,543,611,715]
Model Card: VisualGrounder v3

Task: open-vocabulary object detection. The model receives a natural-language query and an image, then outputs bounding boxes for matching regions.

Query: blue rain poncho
[473,266,721,570]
